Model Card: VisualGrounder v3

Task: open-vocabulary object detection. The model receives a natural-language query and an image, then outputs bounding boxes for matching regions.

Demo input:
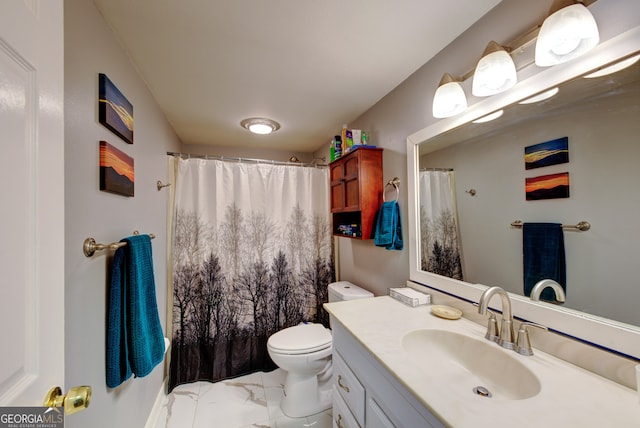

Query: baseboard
[144,380,167,428]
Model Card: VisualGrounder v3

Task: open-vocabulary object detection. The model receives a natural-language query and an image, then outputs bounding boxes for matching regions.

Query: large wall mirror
[420,54,639,326]
[407,23,640,360]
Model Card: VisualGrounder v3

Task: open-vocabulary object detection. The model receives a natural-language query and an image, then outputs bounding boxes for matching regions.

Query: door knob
[43,385,92,415]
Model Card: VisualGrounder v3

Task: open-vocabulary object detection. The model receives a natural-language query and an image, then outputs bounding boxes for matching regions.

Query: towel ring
[383,177,400,202]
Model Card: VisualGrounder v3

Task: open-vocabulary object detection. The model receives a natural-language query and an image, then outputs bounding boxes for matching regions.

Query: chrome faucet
[478,286,515,350]
[530,279,566,303]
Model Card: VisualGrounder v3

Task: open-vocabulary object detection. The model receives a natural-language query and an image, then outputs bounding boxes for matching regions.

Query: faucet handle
[485,309,500,343]
[473,303,500,343]
[515,322,548,356]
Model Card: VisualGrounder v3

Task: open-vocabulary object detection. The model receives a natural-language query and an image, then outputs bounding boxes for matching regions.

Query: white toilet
[267,281,373,418]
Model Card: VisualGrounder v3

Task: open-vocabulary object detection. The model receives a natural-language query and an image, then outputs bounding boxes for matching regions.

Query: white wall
[322,0,555,296]
[64,0,181,426]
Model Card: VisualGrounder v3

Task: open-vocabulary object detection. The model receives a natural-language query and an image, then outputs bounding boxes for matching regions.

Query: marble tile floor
[151,369,333,428]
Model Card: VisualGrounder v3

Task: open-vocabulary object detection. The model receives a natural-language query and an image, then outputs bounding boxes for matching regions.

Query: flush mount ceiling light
[472,109,504,124]
[240,117,281,135]
[518,87,560,104]
[535,0,599,67]
[472,41,517,97]
[583,53,640,78]
[432,73,468,118]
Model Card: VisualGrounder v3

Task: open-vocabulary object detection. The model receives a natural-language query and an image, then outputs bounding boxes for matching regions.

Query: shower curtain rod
[420,167,454,172]
[167,151,328,168]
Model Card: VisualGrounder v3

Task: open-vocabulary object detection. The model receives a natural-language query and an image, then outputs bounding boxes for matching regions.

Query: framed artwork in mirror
[524,136,569,170]
[526,172,569,201]
[99,73,134,144]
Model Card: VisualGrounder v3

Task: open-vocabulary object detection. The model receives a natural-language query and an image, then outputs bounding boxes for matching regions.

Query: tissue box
[389,287,431,307]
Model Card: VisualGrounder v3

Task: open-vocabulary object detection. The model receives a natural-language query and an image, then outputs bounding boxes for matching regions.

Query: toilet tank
[328,281,373,303]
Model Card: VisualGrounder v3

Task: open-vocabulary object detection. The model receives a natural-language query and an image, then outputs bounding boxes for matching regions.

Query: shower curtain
[419,170,464,280]
[168,157,334,391]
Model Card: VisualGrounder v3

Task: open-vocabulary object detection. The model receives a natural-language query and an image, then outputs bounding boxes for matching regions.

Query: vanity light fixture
[472,109,504,124]
[583,53,640,78]
[518,87,560,104]
[432,73,468,118]
[240,117,281,135]
[535,0,599,67]
[472,41,517,97]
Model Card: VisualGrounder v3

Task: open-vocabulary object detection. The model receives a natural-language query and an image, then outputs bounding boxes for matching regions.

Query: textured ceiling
[94,0,502,152]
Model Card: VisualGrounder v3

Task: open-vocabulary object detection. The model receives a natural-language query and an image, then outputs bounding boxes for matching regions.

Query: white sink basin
[401,329,541,400]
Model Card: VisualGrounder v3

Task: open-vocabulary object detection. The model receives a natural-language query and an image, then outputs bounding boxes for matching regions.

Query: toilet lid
[268,323,332,354]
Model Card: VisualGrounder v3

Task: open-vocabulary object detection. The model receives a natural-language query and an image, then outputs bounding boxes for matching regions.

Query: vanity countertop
[324,296,638,428]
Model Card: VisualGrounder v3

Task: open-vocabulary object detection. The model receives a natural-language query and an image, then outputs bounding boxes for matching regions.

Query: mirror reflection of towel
[523,223,566,300]
[374,201,403,250]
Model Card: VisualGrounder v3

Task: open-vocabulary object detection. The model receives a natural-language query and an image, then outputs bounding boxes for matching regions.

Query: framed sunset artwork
[100,141,134,197]
[99,73,134,144]
[525,172,569,201]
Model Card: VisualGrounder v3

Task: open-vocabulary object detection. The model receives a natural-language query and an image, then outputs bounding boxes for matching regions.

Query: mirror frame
[407,25,640,360]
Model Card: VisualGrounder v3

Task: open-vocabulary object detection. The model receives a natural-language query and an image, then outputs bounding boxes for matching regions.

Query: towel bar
[83,231,156,257]
[510,220,590,231]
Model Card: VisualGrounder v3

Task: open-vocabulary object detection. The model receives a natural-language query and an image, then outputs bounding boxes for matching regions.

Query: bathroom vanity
[331,318,443,428]
[325,296,638,427]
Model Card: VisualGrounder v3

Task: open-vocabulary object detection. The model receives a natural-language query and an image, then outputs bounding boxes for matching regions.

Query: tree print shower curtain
[169,158,334,391]
[419,170,464,280]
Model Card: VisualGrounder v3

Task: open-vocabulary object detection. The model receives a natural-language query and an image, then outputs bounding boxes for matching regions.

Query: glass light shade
[240,117,280,134]
[518,87,559,104]
[583,54,640,79]
[432,80,467,118]
[248,123,273,134]
[472,47,517,97]
[535,3,599,67]
[472,109,503,124]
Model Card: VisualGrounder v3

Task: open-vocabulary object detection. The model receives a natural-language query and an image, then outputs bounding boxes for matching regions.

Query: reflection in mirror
[418,53,640,326]
[419,168,463,280]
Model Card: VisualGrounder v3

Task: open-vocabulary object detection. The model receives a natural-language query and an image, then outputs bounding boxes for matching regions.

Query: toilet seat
[267,323,332,355]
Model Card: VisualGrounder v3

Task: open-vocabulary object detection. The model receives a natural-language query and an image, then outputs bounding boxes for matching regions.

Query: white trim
[144,381,167,428]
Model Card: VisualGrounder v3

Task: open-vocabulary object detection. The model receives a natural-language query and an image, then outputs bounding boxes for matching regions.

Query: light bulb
[535,3,599,67]
[432,79,467,118]
[472,42,517,97]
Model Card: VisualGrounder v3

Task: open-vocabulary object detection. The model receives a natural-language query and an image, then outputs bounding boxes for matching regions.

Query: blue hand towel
[523,223,566,300]
[106,234,164,388]
[106,247,132,387]
[374,201,403,250]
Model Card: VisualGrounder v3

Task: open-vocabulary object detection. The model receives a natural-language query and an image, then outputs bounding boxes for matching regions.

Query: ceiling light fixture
[240,117,281,135]
[583,53,640,78]
[432,73,468,118]
[472,41,517,97]
[472,110,504,124]
[535,0,599,67]
[518,87,560,104]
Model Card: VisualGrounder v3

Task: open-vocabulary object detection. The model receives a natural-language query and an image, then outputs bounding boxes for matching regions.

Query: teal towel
[523,223,566,301]
[374,201,403,250]
[106,235,164,388]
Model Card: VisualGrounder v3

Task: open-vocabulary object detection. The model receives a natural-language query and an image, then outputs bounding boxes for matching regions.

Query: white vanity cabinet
[331,321,444,428]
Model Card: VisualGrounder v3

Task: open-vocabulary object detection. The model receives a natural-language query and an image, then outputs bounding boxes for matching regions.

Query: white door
[0,0,65,406]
